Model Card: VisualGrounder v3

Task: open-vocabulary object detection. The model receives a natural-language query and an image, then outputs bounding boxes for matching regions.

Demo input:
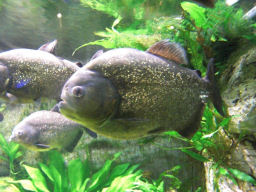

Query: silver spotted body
[10,110,83,151]
[61,48,210,139]
[0,49,79,102]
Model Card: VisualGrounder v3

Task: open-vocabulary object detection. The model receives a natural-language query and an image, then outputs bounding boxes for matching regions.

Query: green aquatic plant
[1,151,178,192]
[164,106,256,188]
[78,0,255,76]
[178,1,256,73]
[0,133,23,177]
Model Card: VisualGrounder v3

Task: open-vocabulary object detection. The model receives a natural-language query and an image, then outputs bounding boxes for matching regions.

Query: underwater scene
[0,0,256,191]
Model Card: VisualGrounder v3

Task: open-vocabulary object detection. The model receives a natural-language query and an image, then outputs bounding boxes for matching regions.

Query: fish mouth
[58,100,67,110]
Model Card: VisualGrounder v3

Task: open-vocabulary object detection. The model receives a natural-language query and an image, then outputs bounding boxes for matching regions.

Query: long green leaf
[87,152,121,192]
[49,151,68,191]
[68,158,86,191]
[228,168,256,185]
[87,159,112,192]
[108,163,130,183]
[9,143,20,160]
[181,149,209,162]
[49,165,62,192]
[218,167,238,185]
[164,131,190,142]
[0,134,8,146]
[79,178,90,192]
[23,164,50,192]
[38,163,54,182]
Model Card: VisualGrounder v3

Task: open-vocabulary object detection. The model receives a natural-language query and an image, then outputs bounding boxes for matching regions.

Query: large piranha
[0,40,82,104]
[59,40,224,139]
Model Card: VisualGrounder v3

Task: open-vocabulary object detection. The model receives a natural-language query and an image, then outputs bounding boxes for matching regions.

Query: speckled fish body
[9,110,84,152]
[59,40,222,139]
[0,45,79,103]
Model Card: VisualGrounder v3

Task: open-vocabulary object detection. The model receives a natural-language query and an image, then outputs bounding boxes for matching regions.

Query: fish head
[0,63,10,94]
[59,69,119,127]
[9,122,39,145]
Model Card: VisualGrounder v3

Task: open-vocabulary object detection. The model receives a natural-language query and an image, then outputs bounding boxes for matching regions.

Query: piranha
[0,40,81,104]
[59,39,224,140]
[9,110,97,152]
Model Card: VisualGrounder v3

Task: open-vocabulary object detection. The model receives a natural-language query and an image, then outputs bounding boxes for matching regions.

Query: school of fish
[2,0,224,151]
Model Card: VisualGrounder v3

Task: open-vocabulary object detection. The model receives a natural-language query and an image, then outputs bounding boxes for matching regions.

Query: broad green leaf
[181,149,209,162]
[68,158,85,191]
[87,152,121,192]
[181,2,208,29]
[228,168,256,185]
[49,150,68,191]
[0,177,21,192]
[157,181,164,192]
[0,134,9,154]
[108,163,130,183]
[103,174,139,192]
[13,179,37,191]
[49,150,65,176]
[87,159,113,192]
[124,164,140,175]
[39,163,54,182]
[0,133,8,146]
[9,143,20,158]
[49,165,62,192]
[23,164,50,192]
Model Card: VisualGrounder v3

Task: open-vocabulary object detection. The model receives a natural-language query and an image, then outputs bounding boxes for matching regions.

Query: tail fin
[204,58,224,116]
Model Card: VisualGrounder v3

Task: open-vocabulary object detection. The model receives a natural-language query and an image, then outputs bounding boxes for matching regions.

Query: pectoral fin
[90,50,104,61]
[35,143,50,149]
[64,130,83,152]
[85,128,97,138]
[0,92,18,104]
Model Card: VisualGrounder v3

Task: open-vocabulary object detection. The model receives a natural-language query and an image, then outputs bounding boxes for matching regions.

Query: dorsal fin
[90,49,104,61]
[38,39,57,54]
[147,39,188,65]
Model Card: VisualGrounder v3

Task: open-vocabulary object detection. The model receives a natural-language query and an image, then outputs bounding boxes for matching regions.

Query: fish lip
[9,135,16,142]
[58,100,67,111]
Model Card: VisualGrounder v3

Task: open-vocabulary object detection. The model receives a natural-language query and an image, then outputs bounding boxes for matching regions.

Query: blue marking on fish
[15,79,31,89]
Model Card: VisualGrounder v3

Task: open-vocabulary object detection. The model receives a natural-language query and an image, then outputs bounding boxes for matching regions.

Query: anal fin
[64,130,83,152]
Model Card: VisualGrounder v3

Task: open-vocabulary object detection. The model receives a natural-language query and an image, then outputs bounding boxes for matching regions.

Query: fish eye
[18,131,23,136]
[72,86,84,97]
